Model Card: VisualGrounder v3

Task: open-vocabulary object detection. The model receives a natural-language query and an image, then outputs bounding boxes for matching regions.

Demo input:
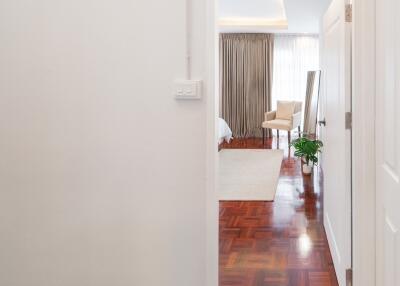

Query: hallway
[219,137,339,286]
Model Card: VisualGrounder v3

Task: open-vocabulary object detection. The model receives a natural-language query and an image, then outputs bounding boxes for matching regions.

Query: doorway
[212,1,351,285]
[207,0,387,286]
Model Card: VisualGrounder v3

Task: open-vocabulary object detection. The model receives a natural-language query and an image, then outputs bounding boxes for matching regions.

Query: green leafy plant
[290,136,323,166]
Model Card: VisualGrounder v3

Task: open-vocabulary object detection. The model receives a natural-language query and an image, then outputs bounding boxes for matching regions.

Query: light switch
[174,80,202,100]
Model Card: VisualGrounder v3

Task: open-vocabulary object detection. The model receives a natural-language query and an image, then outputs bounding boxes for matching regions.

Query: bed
[218,118,233,144]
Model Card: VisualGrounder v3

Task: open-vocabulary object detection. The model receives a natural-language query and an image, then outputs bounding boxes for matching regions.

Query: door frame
[352,0,376,285]
[205,0,219,285]
[204,0,377,285]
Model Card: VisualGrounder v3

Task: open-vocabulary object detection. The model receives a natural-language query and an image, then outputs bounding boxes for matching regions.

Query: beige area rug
[218,149,284,201]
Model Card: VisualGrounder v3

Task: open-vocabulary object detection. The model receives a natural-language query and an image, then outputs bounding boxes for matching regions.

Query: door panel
[320,0,352,285]
[376,0,400,284]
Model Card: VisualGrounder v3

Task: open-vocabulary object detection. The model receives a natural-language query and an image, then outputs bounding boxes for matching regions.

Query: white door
[320,0,352,285]
[376,0,400,285]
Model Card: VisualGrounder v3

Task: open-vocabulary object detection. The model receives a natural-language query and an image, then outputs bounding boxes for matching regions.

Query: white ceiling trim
[219,18,288,29]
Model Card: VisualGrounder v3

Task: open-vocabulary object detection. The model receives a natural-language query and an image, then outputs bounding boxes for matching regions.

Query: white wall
[0,1,214,286]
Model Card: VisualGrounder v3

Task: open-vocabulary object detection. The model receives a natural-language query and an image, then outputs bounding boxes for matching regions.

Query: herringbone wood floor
[219,136,339,286]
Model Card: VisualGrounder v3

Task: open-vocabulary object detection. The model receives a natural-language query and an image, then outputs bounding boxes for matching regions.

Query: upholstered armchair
[262,101,303,145]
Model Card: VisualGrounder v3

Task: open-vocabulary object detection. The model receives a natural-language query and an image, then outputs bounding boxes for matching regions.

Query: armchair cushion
[276,101,295,120]
[264,110,276,121]
[262,119,292,131]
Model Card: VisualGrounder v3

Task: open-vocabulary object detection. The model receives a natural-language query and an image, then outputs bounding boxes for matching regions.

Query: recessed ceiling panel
[218,0,332,33]
[219,0,287,29]
[219,0,287,20]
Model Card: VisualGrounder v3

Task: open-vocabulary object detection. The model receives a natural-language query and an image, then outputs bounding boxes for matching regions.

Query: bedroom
[216,0,339,285]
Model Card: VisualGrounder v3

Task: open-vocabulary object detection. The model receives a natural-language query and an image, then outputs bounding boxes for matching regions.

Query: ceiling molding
[219,18,288,29]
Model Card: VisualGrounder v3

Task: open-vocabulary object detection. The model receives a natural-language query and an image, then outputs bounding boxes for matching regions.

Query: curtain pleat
[220,33,274,138]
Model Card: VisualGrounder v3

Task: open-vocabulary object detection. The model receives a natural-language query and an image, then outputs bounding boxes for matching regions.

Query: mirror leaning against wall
[303,70,321,136]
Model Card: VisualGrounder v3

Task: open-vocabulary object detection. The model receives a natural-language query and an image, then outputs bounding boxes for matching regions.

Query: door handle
[318,119,326,126]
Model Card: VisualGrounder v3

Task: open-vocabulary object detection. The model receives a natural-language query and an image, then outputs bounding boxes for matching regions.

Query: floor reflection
[219,137,338,286]
[298,233,312,258]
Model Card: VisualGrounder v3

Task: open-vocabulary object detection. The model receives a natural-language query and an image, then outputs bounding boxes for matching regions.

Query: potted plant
[290,136,323,175]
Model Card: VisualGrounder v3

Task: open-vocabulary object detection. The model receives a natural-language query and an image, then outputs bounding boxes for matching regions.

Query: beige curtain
[220,33,274,138]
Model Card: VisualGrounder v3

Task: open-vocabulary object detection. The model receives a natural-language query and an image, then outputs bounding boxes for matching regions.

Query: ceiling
[218,0,332,34]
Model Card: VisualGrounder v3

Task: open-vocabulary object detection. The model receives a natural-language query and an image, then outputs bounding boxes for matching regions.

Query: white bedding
[218,118,232,144]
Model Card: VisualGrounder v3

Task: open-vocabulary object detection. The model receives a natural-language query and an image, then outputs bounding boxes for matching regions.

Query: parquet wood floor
[219,136,339,286]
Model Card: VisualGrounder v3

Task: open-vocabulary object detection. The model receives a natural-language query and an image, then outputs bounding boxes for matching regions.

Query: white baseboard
[324,212,344,285]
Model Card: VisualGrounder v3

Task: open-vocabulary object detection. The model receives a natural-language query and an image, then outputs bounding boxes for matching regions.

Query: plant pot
[302,164,313,175]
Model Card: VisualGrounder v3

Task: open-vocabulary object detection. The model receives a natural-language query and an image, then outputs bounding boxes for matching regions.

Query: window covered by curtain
[272,35,319,110]
[220,33,274,138]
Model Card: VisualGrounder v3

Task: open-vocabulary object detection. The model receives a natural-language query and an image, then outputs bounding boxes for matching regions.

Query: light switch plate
[174,80,202,100]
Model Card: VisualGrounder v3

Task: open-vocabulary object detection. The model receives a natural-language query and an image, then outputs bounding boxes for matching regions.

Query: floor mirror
[303,70,321,135]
